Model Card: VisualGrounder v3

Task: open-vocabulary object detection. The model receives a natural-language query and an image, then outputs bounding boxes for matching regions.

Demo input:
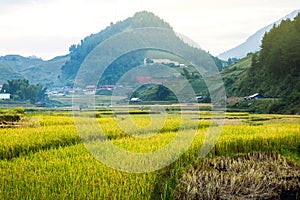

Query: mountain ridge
[59,11,174,84]
[0,54,69,86]
[218,10,300,60]
[59,11,223,87]
[0,11,223,88]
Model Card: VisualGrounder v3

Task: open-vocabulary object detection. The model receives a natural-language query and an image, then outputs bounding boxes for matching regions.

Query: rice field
[0,108,299,199]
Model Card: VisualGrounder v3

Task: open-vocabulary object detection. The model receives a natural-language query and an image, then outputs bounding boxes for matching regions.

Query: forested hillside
[60,11,172,85]
[59,11,224,86]
[1,12,224,89]
[221,54,252,97]
[0,64,23,82]
[224,14,300,113]
[0,55,69,87]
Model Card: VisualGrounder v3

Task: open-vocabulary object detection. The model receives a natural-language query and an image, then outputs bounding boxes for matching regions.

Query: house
[130,98,142,102]
[151,59,180,66]
[86,85,97,91]
[244,93,263,100]
[143,58,154,65]
[35,101,46,107]
[85,85,97,94]
[196,96,207,100]
[99,85,116,90]
[0,93,11,100]
[179,64,187,68]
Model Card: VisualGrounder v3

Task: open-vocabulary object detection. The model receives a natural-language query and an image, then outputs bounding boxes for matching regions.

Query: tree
[238,13,300,113]
[1,79,48,104]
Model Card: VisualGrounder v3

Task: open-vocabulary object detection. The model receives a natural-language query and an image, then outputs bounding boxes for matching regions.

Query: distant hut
[35,101,46,107]
[130,98,142,102]
[244,93,263,100]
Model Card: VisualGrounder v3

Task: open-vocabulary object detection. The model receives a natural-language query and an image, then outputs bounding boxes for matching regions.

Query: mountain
[0,55,69,87]
[0,63,23,83]
[0,55,43,71]
[59,11,224,87]
[20,55,70,87]
[218,10,300,60]
[60,11,173,85]
[0,11,223,88]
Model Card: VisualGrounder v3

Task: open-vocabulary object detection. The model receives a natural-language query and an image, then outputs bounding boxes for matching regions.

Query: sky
[0,0,299,60]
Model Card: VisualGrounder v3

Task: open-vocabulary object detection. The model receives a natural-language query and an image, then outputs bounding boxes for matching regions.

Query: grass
[0,108,299,199]
[221,54,252,97]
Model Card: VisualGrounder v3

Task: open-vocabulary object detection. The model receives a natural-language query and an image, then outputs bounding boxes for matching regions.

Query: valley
[0,9,299,200]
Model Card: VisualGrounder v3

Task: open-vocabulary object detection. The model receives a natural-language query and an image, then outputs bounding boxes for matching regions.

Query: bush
[0,108,24,123]
[0,114,21,122]
[13,107,25,114]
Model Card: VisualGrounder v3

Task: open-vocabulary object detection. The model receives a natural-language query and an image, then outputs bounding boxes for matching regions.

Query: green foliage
[181,68,200,80]
[0,63,23,83]
[11,107,25,114]
[227,99,281,114]
[221,54,253,97]
[60,11,172,84]
[224,14,300,114]
[98,50,146,85]
[210,55,228,71]
[0,55,69,87]
[260,18,300,78]
[0,108,25,124]
[0,114,20,122]
[241,14,300,113]
[138,84,178,102]
[227,57,239,65]
[1,79,48,104]
[0,55,43,72]
[59,11,218,89]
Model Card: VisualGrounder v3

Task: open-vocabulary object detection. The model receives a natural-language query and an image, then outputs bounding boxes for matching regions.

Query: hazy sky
[0,0,299,60]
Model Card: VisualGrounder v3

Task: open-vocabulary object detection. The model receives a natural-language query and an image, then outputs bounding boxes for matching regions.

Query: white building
[0,93,11,100]
[130,98,142,102]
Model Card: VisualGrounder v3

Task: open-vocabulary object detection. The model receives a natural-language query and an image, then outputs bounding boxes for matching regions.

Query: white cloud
[0,0,299,59]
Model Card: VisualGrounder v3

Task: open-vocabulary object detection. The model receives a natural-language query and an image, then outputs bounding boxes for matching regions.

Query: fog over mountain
[218,10,300,60]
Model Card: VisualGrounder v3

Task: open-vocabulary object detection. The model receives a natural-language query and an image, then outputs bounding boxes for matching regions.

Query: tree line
[239,13,300,113]
[1,79,48,104]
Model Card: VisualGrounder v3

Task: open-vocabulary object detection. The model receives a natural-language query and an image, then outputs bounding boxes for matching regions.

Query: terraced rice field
[0,108,299,199]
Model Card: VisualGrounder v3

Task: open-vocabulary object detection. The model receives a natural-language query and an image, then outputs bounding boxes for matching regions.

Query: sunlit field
[0,107,299,199]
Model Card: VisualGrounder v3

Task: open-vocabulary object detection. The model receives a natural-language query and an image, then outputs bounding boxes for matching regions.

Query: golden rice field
[0,108,299,199]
